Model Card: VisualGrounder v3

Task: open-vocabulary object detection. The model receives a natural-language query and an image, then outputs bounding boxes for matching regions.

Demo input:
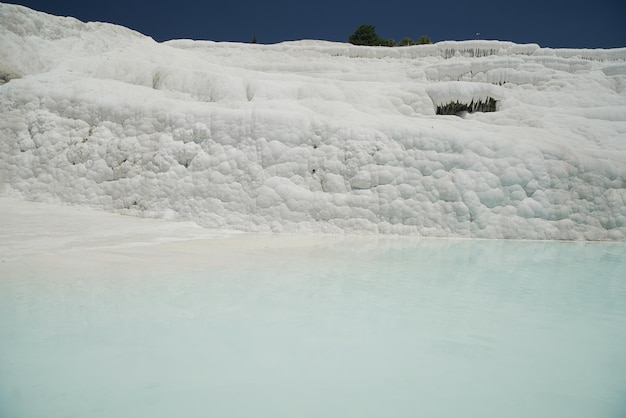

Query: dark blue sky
[8,0,626,48]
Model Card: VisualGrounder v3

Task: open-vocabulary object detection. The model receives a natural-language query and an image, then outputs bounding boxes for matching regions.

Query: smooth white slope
[1,3,625,239]
[0,196,241,257]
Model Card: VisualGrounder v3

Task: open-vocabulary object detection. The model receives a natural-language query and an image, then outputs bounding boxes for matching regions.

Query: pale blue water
[1,237,625,418]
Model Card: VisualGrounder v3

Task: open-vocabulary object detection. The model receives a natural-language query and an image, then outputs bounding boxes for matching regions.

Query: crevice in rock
[436,97,497,115]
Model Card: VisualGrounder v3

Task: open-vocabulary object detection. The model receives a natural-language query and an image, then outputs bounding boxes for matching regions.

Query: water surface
[1,235,625,418]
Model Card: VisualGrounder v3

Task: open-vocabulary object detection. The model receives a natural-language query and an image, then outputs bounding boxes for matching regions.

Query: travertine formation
[1,3,625,239]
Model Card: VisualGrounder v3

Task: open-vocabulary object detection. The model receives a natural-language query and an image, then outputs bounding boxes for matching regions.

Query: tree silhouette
[349,25,385,46]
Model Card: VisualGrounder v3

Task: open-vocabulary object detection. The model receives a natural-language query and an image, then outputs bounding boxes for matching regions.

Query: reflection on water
[1,238,625,418]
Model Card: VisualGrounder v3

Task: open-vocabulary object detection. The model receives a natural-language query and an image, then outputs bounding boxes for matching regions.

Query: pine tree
[348,25,385,46]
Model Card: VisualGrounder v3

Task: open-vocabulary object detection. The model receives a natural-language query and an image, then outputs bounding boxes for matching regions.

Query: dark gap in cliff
[436,97,497,116]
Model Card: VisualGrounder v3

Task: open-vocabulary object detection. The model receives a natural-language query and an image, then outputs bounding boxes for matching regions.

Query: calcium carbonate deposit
[1,3,625,240]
